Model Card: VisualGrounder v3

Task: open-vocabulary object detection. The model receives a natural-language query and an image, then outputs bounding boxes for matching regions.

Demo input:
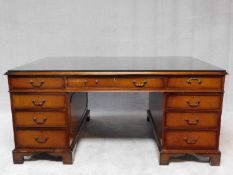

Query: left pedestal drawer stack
[8,76,79,164]
[11,94,67,148]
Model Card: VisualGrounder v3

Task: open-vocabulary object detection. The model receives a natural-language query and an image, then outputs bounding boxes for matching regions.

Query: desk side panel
[149,92,164,146]
[69,92,88,146]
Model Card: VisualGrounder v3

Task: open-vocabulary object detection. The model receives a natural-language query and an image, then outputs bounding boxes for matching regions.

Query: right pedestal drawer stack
[160,76,225,165]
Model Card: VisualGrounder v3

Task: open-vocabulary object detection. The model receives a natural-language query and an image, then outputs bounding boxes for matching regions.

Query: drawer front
[115,77,164,89]
[12,94,66,109]
[10,77,64,90]
[167,77,222,89]
[67,77,115,88]
[14,111,66,127]
[164,131,217,149]
[166,95,221,109]
[165,112,219,129]
[16,130,66,148]
[67,76,164,89]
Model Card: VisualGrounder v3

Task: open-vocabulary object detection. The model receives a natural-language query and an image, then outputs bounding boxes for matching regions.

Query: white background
[0,0,233,174]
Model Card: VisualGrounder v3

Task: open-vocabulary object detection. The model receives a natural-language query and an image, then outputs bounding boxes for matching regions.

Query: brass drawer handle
[186,100,200,107]
[34,135,49,144]
[32,99,46,106]
[185,118,199,125]
[187,78,202,84]
[183,137,198,144]
[33,116,47,124]
[84,80,88,85]
[132,80,147,88]
[30,80,45,87]
[95,80,99,84]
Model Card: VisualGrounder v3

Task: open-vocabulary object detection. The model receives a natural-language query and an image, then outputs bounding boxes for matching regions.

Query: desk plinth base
[12,149,74,164]
[159,150,221,166]
[147,110,221,166]
[12,110,90,164]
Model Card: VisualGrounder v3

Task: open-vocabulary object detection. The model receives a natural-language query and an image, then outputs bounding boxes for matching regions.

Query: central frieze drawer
[166,94,221,110]
[167,77,222,90]
[10,77,65,90]
[15,130,66,148]
[165,112,219,129]
[14,111,66,127]
[164,131,217,149]
[12,94,66,109]
[67,76,164,89]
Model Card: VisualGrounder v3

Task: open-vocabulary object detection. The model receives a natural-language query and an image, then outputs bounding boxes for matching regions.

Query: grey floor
[1,93,233,174]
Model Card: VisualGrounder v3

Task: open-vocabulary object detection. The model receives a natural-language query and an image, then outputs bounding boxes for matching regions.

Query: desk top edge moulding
[6,56,227,166]
[5,56,227,75]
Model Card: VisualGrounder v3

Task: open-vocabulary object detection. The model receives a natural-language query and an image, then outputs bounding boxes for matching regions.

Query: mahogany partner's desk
[5,57,226,166]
